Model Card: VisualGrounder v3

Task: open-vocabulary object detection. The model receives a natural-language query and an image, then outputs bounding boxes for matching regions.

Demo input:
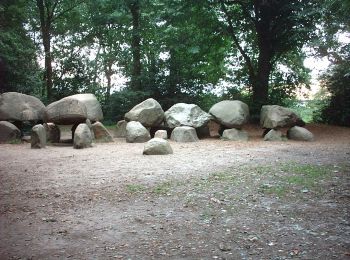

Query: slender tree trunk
[43,28,53,100]
[37,0,53,101]
[104,61,113,105]
[129,0,142,91]
[168,48,179,95]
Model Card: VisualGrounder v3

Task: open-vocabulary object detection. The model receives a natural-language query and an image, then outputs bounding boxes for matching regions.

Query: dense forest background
[0,0,349,125]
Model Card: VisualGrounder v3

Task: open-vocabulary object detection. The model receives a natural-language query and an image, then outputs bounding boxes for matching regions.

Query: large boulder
[69,94,103,122]
[170,126,199,142]
[263,129,284,141]
[92,121,113,142]
[43,123,60,143]
[45,97,87,125]
[165,103,211,128]
[125,98,164,127]
[31,124,46,149]
[222,128,249,141]
[143,138,173,155]
[0,92,45,122]
[115,120,127,138]
[0,121,21,143]
[287,126,314,141]
[73,123,93,149]
[209,100,249,128]
[260,105,305,129]
[126,121,151,143]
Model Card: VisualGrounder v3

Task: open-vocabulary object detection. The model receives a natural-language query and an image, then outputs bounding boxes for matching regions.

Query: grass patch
[259,183,287,197]
[259,164,332,197]
[126,184,146,194]
[281,164,329,187]
[152,181,173,195]
[193,171,237,192]
[7,138,22,144]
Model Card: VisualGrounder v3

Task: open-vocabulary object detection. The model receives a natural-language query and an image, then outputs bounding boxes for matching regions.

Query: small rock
[154,130,168,139]
[219,242,232,251]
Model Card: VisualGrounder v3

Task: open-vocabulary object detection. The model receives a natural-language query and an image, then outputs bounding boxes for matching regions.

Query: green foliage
[196,92,221,112]
[104,88,151,122]
[319,58,350,126]
[0,0,41,95]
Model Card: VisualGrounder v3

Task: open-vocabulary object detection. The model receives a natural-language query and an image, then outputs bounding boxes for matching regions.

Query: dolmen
[44,93,113,147]
[209,100,250,141]
[0,92,46,143]
[260,105,314,141]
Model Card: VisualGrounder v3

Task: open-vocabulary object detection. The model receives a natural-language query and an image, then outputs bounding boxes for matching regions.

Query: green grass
[152,181,173,195]
[259,164,332,197]
[125,184,146,194]
[259,183,287,197]
[7,138,22,144]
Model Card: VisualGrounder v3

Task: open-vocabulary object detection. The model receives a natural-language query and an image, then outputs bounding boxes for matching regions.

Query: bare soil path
[0,124,349,259]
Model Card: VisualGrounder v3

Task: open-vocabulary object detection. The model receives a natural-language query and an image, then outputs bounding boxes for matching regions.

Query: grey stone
[222,128,249,141]
[209,100,249,128]
[170,126,199,142]
[143,138,173,155]
[115,120,127,138]
[45,97,87,125]
[154,130,168,139]
[73,123,93,149]
[0,92,45,122]
[263,129,283,141]
[260,105,304,129]
[69,93,103,122]
[85,119,95,139]
[287,126,314,141]
[44,123,60,143]
[126,121,151,143]
[31,124,46,148]
[0,121,21,143]
[165,103,211,128]
[92,121,114,142]
[125,98,164,127]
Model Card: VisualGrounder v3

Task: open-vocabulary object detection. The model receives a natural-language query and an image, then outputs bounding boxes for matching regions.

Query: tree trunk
[129,1,142,91]
[251,46,272,111]
[168,48,180,95]
[37,0,53,101]
[104,61,113,105]
[250,2,273,116]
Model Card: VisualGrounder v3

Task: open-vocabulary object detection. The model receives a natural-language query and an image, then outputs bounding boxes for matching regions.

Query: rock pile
[209,100,250,141]
[0,92,316,152]
[260,105,313,141]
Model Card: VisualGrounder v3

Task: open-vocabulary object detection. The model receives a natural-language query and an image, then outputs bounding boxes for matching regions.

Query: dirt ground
[0,124,349,260]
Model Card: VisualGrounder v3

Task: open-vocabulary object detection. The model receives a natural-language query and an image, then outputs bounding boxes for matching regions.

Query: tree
[212,0,318,114]
[31,0,85,101]
[316,0,350,126]
[0,0,41,95]
[127,0,142,91]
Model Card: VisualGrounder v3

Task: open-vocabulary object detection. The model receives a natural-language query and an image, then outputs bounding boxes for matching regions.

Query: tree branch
[223,0,257,26]
[52,0,85,22]
[219,0,256,77]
